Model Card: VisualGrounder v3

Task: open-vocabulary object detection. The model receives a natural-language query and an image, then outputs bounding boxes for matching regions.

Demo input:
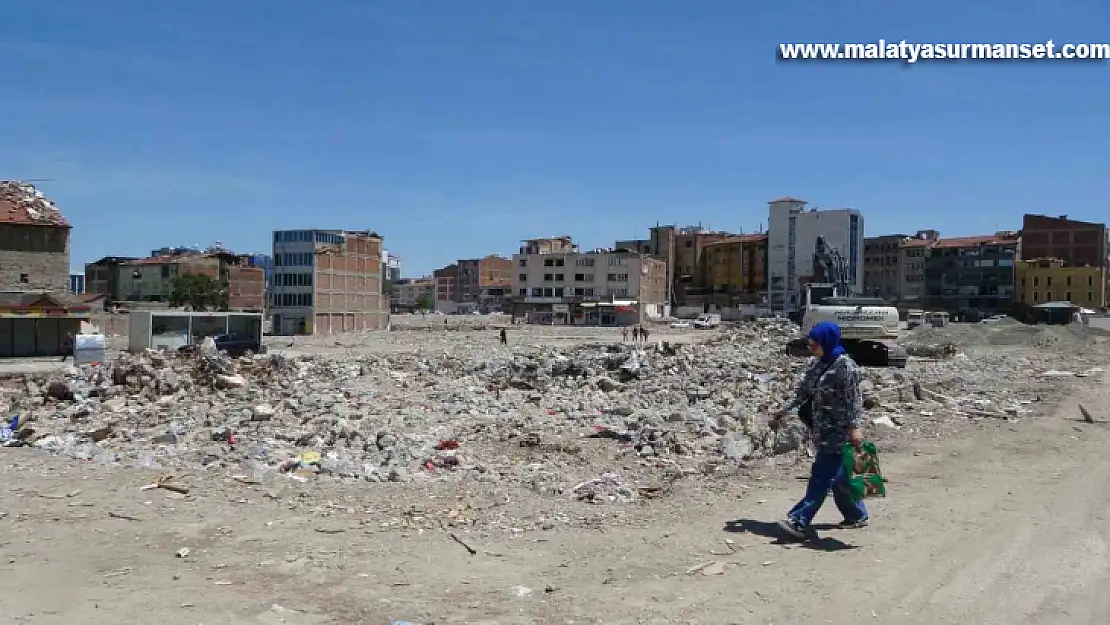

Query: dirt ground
[3,365,1110,624]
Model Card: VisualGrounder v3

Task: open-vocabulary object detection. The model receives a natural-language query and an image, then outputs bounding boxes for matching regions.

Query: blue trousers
[788,450,868,527]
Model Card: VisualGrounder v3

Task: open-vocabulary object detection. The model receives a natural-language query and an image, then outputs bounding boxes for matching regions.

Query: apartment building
[897,230,940,305]
[270,229,388,335]
[767,197,863,312]
[922,232,1020,316]
[0,181,71,291]
[863,234,910,301]
[69,273,85,295]
[383,252,402,284]
[115,252,265,310]
[615,225,736,305]
[457,254,514,312]
[512,237,667,325]
[432,264,458,313]
[1016,258,1106,309]
[391,277,435,311]
[699,234,768,304]
[1020,214,1107,268]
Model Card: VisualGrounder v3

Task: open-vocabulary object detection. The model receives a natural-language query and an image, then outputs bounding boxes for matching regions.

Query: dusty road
[2,371,1108,624]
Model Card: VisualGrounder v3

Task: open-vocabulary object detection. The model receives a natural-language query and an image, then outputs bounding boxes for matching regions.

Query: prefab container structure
[128,311,264,353]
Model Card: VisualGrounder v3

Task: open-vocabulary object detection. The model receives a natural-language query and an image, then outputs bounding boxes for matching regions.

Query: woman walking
[771,321,868,539]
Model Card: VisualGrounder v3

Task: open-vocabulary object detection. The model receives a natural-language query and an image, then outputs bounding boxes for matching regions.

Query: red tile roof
[0,181,70,227]
[932,235,1018,249]
[900,238,937,248]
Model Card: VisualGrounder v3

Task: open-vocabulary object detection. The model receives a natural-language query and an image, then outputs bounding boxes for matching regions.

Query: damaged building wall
[313,232,388,333]
[0,182,72,292]
[226,265,265,310]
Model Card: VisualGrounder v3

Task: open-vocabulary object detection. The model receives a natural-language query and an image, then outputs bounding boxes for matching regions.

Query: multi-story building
[432,264,458,313]
[457,254,514,312]
[699,234,768,304]
[863,234,910,301]
[383,252,402,284]
[85,256,139,301]
[1016,258,1106,309]
[897,230,940,305]
[69,273,86,294]
[512,238,667,325]
[615,225,736,306]
[613,238,653,255]
[390,277,435,311]
[1020,214,1107,268]
[922,232,1020,316]
[767,197,863,312]
[270,229,388,334]
[0,181,71,291]
[116,252,265,310]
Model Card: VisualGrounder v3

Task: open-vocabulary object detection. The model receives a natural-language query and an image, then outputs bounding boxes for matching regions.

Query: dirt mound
[900,321,1110,356]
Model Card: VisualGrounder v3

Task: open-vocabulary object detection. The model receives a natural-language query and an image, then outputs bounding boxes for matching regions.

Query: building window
[1020,278,1025,287]
[607,273,629,282]
[542,287,553,297]
[1066,276,1072,287]
[1089,275,1094,287]
[543,273,553,282]
[1046,291,1053,301]
[1047,276,1053,287]
[554,258,564,267]
[519,259,527,267]
[544,258,554,267]
[554,287,564,297]
[518,273,527,282]
[574,273,585,281]
[1032,291,1039,302]
[531,287,542,297]
[554,273,564,281]
[19,273,28,283]
[519,288,527,297]
[1088,291,1094,302]
[576,258,594,267]
[1065,291,1072,302]
[1033,276,1039,287]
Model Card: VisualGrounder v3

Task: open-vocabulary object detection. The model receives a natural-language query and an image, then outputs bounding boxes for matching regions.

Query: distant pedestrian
[499,327,507,346]
[60,332,74,362]
[622,327,628,341]
[641,327,650,343]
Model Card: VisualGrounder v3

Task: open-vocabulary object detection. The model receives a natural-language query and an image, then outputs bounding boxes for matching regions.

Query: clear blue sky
[1,0,1107,276]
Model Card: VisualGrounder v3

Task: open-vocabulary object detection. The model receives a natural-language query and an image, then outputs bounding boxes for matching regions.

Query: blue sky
[1,0,1107,276]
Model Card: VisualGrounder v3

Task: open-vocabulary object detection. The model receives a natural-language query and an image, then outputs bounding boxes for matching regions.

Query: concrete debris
[0,317,1101,533]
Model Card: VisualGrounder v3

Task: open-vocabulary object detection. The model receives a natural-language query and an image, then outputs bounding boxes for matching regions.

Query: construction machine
[785,237,908,367]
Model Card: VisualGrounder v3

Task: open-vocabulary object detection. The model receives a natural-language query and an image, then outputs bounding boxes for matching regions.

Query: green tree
[169,273,228,311]
[415,293,434,312]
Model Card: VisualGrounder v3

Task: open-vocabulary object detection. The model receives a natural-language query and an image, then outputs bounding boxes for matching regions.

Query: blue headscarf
[808,321,846,363]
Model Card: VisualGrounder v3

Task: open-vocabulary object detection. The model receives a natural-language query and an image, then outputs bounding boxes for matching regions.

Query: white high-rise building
[767,197,864,312]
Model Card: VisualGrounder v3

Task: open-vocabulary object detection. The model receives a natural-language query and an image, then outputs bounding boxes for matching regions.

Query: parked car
[179,333,265,358]
[693,313,722,329]
[669,320,691,329]
[980,315,1009,324]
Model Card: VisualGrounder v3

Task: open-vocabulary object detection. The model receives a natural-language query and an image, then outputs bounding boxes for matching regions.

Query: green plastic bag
[840,441,886,503]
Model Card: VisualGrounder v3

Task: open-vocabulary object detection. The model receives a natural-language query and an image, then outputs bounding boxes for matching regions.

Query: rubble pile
[900,320,1110,357]
[0,320,1101,527]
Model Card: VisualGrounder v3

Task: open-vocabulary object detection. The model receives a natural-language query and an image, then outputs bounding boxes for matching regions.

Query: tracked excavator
[785,237,908,368]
